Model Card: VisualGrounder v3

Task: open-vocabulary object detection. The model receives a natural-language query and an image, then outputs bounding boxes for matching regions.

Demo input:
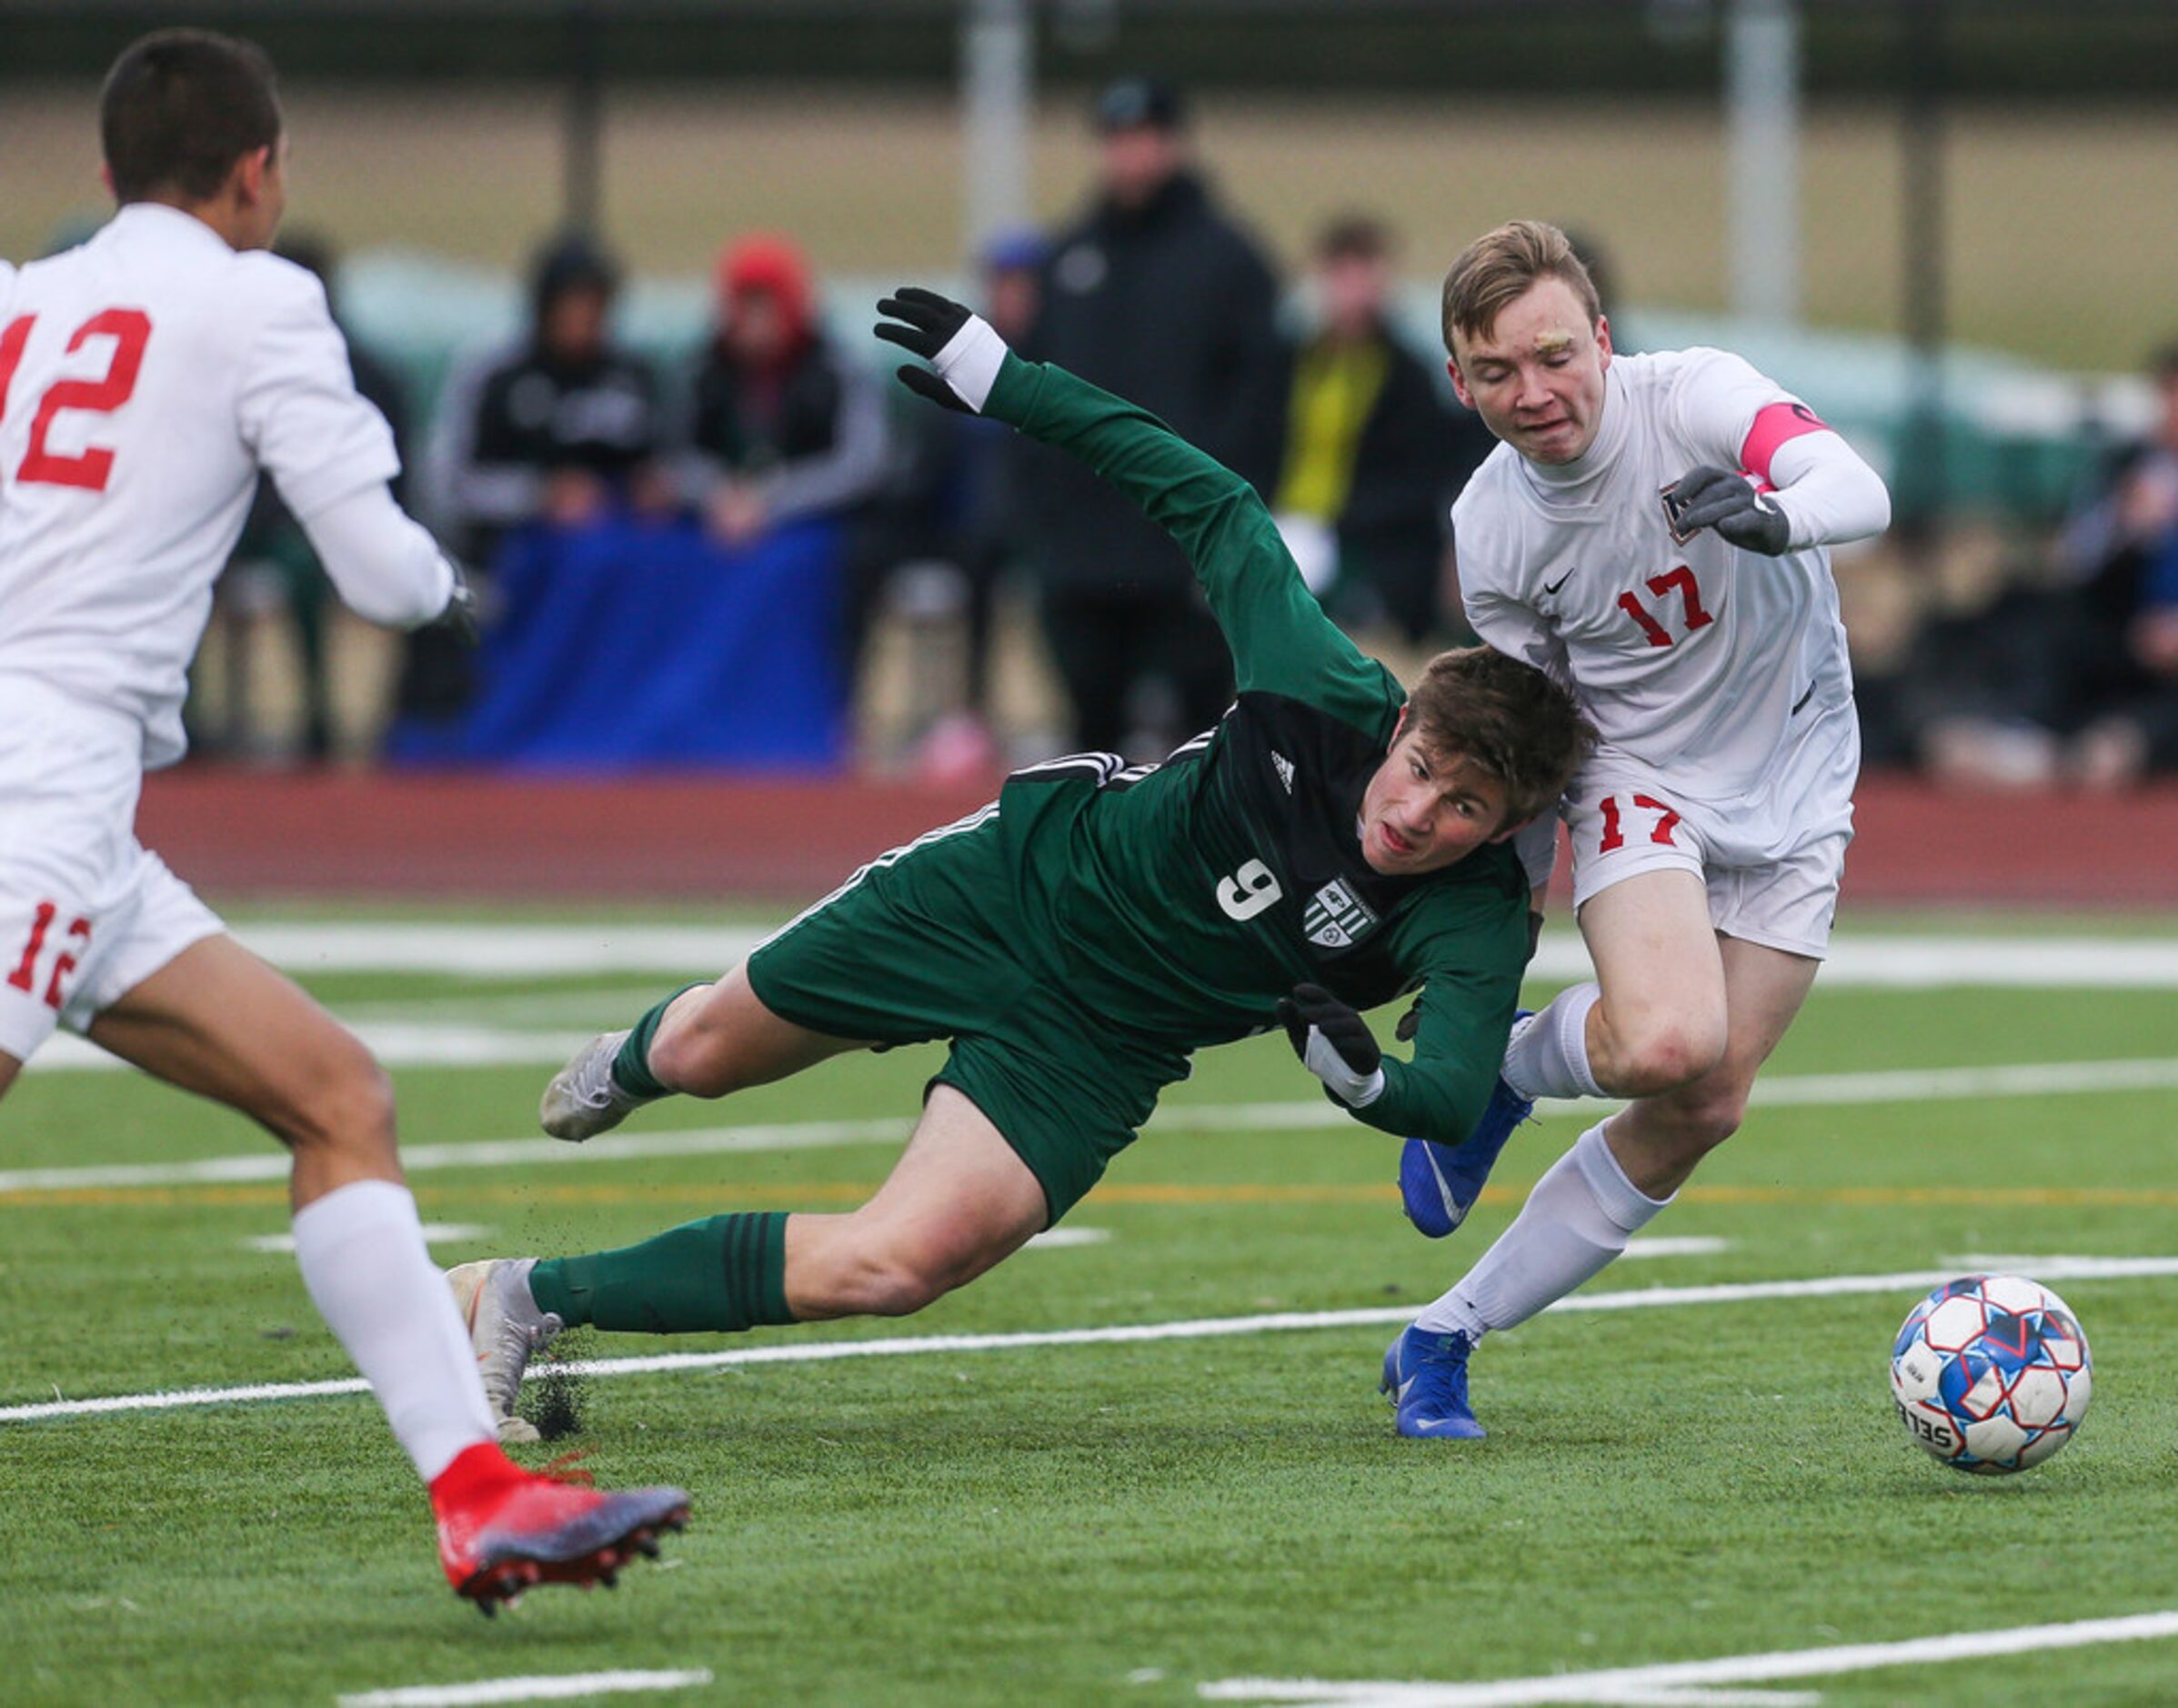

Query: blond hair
[1440,220,1601,356]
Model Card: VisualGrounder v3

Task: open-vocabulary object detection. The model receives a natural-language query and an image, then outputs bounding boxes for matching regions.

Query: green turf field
[3,909,2176,1705]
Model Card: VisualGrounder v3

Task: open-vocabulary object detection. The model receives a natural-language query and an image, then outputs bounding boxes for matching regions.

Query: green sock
[611,982,702,1100]
[528,1211,793,1334]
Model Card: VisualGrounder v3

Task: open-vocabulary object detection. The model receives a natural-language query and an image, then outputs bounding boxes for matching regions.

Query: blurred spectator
[678,233,888,551]
[1021,74,1285,756]
[430,232,667,560]
[417,231,667,718]
[2051,340,2178,783]
[203,230,409,760]
[1270,214,1463,645]
[1913,341,2178,788]
[855,229,1046,779]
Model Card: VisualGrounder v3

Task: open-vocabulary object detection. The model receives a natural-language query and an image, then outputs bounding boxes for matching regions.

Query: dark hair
[101,29,281,204]
[529,230,621,319]
[1440,219,1602,357]
[1315,213,1391,265]
[1403,646,1594,825]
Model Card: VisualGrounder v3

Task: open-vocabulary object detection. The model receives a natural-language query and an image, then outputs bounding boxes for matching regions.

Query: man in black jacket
[1022,75,1286,755]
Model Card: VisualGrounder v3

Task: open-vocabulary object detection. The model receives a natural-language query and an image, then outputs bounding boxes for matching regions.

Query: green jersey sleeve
[986,353,1399,733]
[1342,883,1530,1142]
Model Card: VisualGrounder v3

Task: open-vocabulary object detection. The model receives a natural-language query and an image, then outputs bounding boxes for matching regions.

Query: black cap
[528,230,620,316]
[1094,75,1186,135]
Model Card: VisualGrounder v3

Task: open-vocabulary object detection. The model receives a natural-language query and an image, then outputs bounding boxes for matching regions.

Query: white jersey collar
[108,200,238,257]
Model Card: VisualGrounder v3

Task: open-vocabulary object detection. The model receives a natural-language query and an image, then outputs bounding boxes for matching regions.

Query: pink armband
[1740,400,1830,492]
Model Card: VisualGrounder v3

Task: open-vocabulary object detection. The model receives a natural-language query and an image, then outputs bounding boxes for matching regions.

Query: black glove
[434,559,480,646]
[1663,465,1791,555]
[875,286,1007,415]
[1275,982,1387,1109]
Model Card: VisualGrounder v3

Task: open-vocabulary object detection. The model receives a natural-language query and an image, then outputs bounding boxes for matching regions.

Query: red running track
[134,768,2178,908]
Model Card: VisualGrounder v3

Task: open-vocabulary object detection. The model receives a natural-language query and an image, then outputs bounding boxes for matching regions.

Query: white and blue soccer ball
[1890,1274,2092,1474]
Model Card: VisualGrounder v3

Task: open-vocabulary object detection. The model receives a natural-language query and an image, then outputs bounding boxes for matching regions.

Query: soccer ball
[1890,1274,2092,1474]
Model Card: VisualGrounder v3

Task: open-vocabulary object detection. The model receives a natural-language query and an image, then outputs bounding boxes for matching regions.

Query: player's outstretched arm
[877,287,1380,708]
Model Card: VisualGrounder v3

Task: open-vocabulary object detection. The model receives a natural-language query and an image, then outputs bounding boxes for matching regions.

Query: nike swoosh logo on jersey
[1542,568,1577,595]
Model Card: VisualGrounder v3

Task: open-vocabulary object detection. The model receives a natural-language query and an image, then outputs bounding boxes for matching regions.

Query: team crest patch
[1304,879,1379,949]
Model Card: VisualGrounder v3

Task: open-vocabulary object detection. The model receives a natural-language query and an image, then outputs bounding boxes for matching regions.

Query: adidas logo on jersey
[1304,879,1379,949]
[1271,750,1296,794]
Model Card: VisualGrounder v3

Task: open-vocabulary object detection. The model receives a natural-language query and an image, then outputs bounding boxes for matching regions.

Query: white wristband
[932,314,1009,414]
[1303,1029,1387,1109]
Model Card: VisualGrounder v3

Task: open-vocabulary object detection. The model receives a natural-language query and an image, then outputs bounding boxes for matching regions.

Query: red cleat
[430,1443,690,1613]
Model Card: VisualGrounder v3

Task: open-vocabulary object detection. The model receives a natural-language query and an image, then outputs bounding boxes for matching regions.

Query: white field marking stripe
[1025,1226,1111,1249]
[25,1023,600,1075]
[1531,935,2178,990]
[1619,1236,1730,1260]
[0,1116,908,1192]
[1195,1610,2178,1706]
[11,1054,2177,1190]
[7,1254,2173,1426]
[236,921,766,977]
[243,1223,488,1255]
[186,922,2178,986]
[336,1670,712,1708]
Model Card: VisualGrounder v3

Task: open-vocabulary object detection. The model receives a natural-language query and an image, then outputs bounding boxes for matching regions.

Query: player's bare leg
[541,963,868,1140]
[785,1084,1049,1320]
[87,934,407,1209]
[1601,934,1821,1198]
[1577,869,1731,1098]
[87,935,688,1608]
[471,1085,1048,1413]
[0,1051,21,1100]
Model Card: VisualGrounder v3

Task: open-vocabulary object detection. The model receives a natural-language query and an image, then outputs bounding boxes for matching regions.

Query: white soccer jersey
[0,204,428,766]
[1454,347,1862,821]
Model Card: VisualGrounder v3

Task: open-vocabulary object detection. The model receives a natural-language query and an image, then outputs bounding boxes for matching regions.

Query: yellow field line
[9,1181,2178,1211]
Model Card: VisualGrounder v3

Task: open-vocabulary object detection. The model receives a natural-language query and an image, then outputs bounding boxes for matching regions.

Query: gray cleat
[447,1258,564,1442]
[539,1030,650,1141]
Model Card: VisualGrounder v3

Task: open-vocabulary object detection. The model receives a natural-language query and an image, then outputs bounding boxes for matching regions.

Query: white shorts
[1561,746,1853,961]
[0,685,223,1064]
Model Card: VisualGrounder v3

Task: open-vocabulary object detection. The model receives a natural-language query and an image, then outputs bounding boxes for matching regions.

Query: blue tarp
[387,514,848,770]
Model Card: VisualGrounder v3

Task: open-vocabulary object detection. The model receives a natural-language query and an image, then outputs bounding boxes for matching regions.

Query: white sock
[1502,981,1606,1101]
[1414,1122,1669,1341]
[291,1179,495,1483]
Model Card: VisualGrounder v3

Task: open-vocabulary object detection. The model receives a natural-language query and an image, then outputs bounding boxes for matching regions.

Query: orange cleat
[430,1443,689,1613]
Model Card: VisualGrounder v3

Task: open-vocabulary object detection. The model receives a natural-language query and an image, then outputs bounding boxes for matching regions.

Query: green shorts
[744,804,1191,1222]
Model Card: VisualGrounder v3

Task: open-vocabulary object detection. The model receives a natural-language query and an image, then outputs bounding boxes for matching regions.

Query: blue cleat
[1380,1324,1486,1441]
[1399,1032,1537,1237]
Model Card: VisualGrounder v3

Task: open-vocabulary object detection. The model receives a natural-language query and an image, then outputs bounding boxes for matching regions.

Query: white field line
[1196,1609,2178,1706]
[1025,1226,1111,1249]
[336,1670,712,1708]
[243,1223,488,1255]
[1620,1236,1731,1260]
[8,1055,2178,1191]
[6,1253,2173,1427]
[236,922,766,977]
[216,922,2178,990]
[25,1023,598,1074]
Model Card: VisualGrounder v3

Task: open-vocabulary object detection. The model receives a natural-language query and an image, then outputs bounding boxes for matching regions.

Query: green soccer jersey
[985,354,1531,1146]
